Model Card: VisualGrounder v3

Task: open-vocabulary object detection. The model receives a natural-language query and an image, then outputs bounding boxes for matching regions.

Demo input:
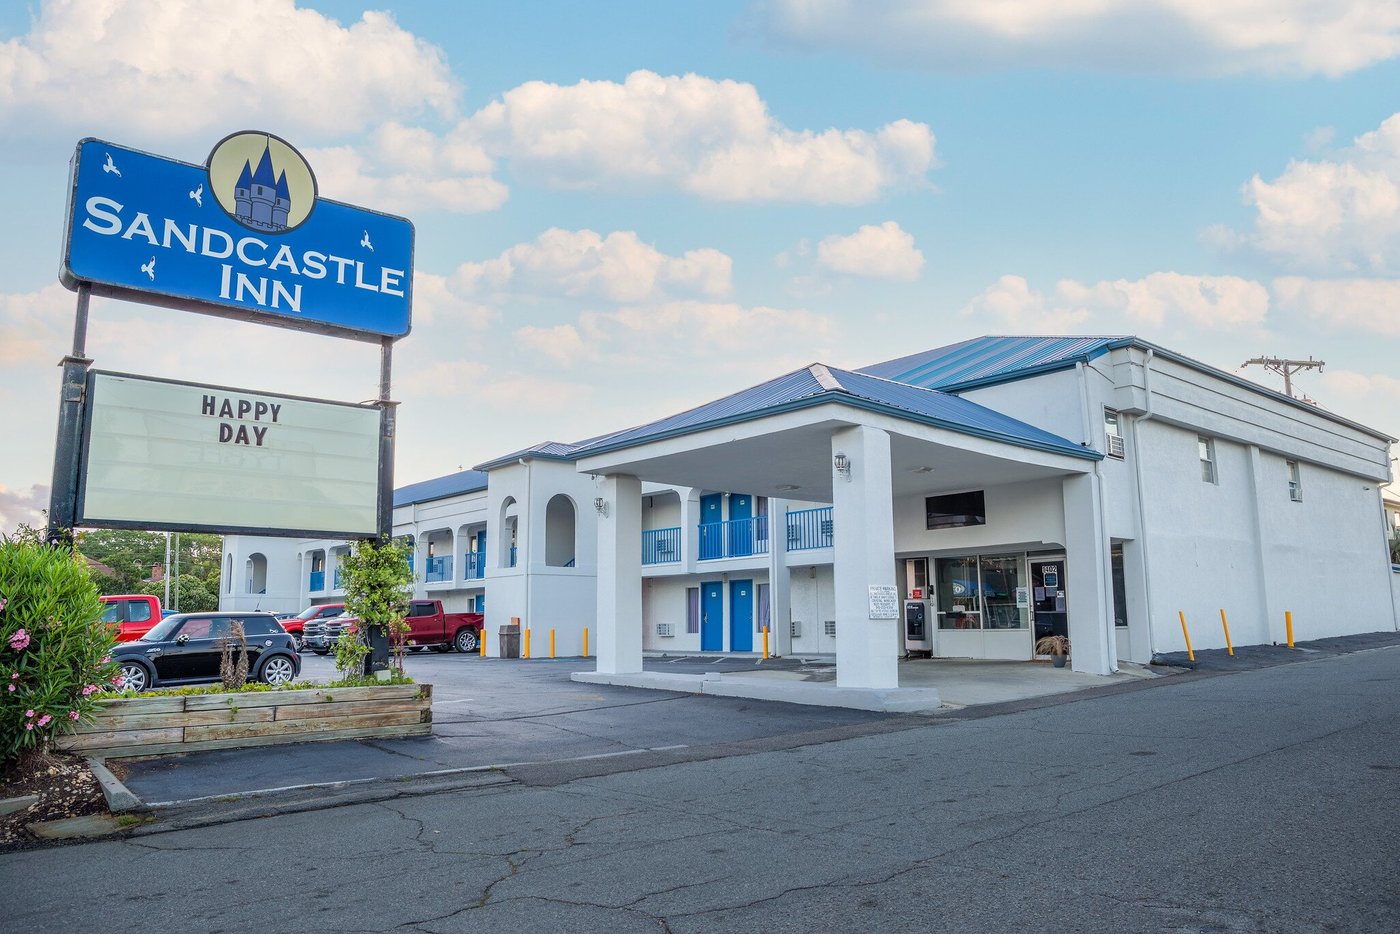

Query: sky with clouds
[2,0,1398,533]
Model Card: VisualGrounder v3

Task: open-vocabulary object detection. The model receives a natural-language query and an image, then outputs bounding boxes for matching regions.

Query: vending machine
[904,600,932,656]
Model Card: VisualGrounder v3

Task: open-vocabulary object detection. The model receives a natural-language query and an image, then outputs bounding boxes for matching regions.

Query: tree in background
[75,530,222,611]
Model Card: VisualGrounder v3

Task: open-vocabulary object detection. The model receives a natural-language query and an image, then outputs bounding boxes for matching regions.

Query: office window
[1103,408,1124,459]
[1198,436,1217,484]
[1287,461,1302,502]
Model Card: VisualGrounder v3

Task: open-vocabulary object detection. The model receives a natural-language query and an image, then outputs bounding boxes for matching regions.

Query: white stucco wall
[219,535,303,612]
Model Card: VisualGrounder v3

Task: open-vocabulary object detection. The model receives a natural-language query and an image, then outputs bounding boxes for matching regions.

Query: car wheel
[312,647,330,656]
[260,655,297,685]
[118,662,150,693]
[454,628,479,654]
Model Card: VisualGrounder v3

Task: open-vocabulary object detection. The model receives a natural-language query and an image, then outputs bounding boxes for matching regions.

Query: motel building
[223,336,1400,701]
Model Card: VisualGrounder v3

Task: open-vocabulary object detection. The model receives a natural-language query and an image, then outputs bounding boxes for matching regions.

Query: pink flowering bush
[1,536,118,761]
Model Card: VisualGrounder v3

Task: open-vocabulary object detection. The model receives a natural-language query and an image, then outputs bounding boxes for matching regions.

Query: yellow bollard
[1219,609,1234,656]
[583,627,589,658]
[1285,611,1295,648]
[550,628,556,659]
[762,625,769,660]
[1178,610,1195,662]
[524,627,531,659]
[479,626,486,657]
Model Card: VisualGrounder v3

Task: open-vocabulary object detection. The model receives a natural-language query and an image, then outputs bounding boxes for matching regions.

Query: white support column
[831,425,899,689]
[768,498,792,657]
[1062,469,1114,675]
[680,488,699,570]
[596,473,644,674]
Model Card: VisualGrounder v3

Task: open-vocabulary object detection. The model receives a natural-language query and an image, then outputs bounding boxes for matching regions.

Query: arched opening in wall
[246,553,268,595]
[501,497,519,568]
[544,494,576,567]
[225,553,233,593]
[398,534,417,579]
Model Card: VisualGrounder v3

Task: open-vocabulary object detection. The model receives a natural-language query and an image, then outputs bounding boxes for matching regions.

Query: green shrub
[0,536,120,762]
[340,538,414,675]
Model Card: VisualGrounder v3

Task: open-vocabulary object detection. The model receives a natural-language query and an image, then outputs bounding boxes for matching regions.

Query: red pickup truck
[283,603,346,650]
[99,594,162,642]
[304,600,484,655]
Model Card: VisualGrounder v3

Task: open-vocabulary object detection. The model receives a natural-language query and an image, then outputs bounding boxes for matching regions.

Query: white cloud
[960,272,1268,331]
[508,300,836,373]
[0,0,458,141]
[410,272,500,330]
[1071,272,1269,328]
[454,228,733,303]
[0,284,74,364]
[306,140,507,216]
[1272,276,1400,336]
[466,70,935,204]
[1211,113,1400,273]
[0,484,48,536]
[959,275,1093,331]
[815,221,925,281]
[751,0,1400,77]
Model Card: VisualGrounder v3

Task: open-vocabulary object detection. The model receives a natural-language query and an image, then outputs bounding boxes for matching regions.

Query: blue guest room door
[699,493,724,560]
[729,579,753,652]
[728,494,752,557]
[701,582,724,651]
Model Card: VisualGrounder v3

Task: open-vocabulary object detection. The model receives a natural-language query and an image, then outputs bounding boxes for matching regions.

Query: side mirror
[175,633,189,645]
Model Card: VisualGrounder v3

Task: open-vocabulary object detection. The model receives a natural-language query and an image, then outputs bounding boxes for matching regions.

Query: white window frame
[1103,408,1125,459]
[1287,460,1302,502]
[1198,436,1217,484]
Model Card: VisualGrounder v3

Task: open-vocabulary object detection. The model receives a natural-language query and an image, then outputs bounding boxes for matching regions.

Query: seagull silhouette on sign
[103,153,122,177]
[360,230,374,251]
[140,257,155,281]
[189,183,203,207]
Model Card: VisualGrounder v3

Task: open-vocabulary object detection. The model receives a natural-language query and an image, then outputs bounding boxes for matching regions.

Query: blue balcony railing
[786,506,833,551]
[309,570,325,592]
[333,567,344,589]
[509,546,517,568]
[426,555,453,582]
[464,552,486,580]
[643,527,681,565]
[698,516,769,561]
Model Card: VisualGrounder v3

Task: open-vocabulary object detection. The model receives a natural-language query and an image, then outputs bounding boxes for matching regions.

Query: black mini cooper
[112,612,301,693]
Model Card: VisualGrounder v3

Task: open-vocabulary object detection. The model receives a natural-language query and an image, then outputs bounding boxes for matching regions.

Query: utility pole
[164,531,171,609]
[1241,356,1324,400]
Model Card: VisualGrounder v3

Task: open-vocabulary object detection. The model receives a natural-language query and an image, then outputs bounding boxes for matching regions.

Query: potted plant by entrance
[1035,634,1070,668]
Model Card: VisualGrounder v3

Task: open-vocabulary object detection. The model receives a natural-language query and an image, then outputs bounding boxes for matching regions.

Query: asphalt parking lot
[115,649,904,806]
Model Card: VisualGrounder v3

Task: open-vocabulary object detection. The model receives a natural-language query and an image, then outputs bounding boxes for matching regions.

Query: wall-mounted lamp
[593,497,609,517]
[833,452,851,480]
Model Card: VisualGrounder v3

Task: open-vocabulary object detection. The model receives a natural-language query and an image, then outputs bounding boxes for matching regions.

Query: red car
[99,594,162,642]
[283,603,346,650]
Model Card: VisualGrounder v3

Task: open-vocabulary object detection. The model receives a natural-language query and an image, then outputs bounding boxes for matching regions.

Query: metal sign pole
[364,336,397,675]
[46,283,94,550]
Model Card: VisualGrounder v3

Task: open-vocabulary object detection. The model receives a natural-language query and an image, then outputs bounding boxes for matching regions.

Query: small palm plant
[1035,634,1070,660]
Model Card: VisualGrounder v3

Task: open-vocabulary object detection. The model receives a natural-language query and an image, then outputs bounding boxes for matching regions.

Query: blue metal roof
[393,469,488,507]
[472,440,586,473]
[860,336,1132,391]
[571,364,1098,461]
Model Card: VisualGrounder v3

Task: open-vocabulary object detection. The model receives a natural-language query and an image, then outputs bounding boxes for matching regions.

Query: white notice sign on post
[868,585,899,620]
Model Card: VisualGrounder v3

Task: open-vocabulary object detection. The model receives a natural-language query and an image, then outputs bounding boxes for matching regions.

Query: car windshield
[294,606,324,621]
[139,615,187,642]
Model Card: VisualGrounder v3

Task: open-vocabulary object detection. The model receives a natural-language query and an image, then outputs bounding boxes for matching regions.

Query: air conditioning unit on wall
[656,622,675,637]
[790,620,802,637]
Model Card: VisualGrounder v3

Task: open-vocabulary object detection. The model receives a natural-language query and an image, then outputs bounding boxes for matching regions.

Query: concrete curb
[571,670,943,714]
[86,758,143,814]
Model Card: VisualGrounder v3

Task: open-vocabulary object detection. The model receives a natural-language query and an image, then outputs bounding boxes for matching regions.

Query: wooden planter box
[55,684,432,759]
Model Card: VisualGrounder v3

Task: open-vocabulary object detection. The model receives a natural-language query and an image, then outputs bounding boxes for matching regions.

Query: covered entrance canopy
[574,363,1110,693]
